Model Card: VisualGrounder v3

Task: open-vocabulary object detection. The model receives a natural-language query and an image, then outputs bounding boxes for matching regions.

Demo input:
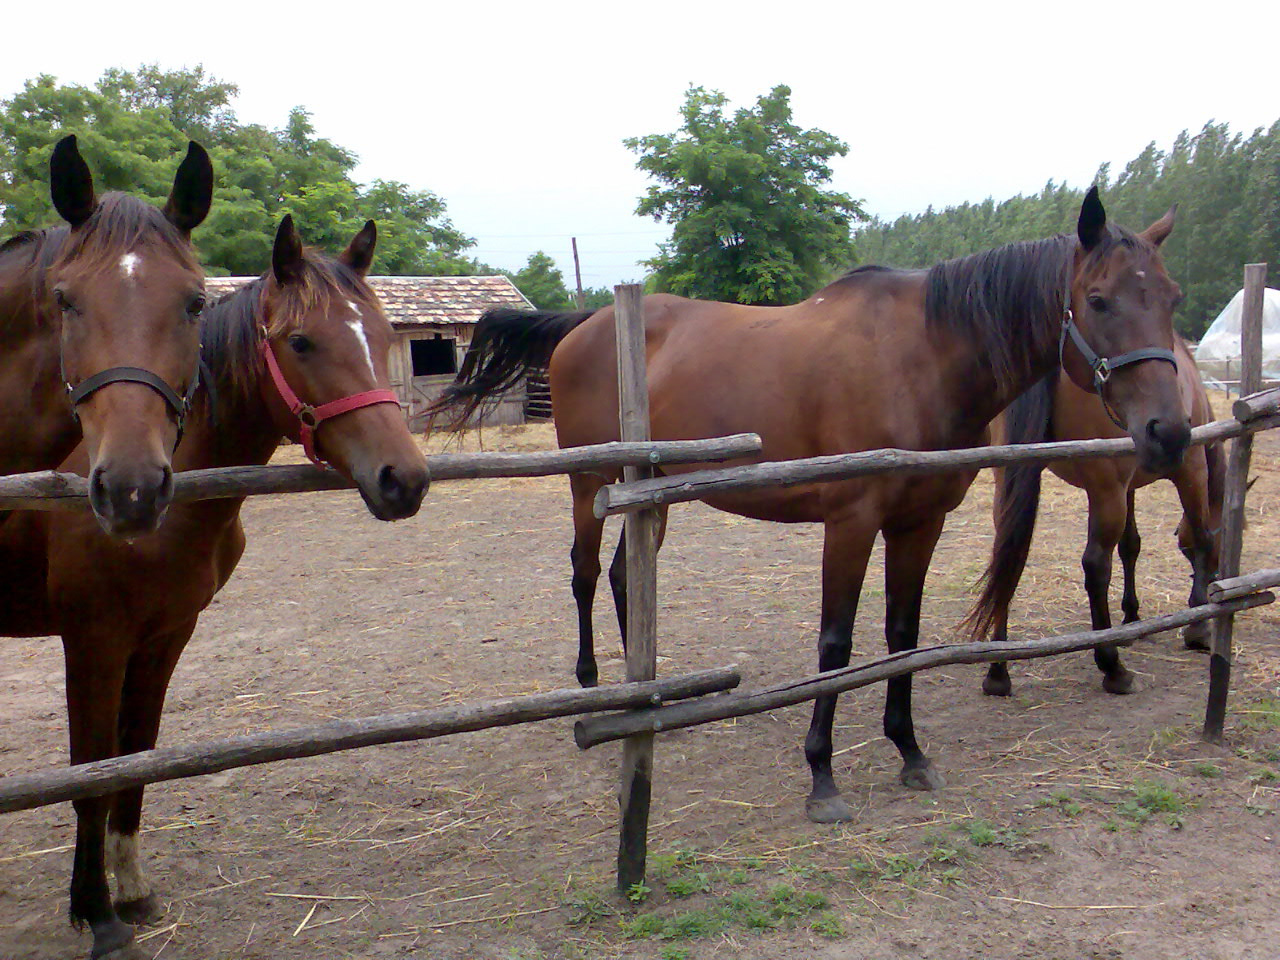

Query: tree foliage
[507,251,573,310]
[0,66,476,277]
[853,120,1280,339]
[626,85,865,305]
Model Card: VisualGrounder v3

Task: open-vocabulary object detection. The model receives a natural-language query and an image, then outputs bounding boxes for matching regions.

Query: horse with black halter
[427,188,1187,824]
[968,333,1222,696]
[0,217,428,958]
[0,135,213,536]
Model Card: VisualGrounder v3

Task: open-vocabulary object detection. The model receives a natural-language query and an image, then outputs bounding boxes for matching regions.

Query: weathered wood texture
[0,435,763,512]
[1205,264,1268,742]
[1208,569,1280,603]
[575,593,1274,749]
[595,415,1280,517]
[0,667,740,815]
[1232,386,1280,422]
[613,283,660,893]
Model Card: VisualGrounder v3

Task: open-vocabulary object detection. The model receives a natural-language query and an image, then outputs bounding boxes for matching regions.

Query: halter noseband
[1058,273,1178,429]
[64,358,202,445]
[259,338,400,467]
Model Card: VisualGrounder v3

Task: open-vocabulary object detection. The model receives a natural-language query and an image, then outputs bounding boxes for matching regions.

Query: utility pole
[572,237,585,309]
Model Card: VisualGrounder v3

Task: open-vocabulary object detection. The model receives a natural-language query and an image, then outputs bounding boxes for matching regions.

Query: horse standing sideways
[428,188,1188,824]
[0,135,213,536]
[967,335,1223,697]
[0,217,428,959]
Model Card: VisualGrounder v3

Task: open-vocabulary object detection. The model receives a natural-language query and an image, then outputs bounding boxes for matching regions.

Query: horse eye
[1087,294,1107,312]
[288,334,313,355]
[53,288,75,314]
[187,294,206,317]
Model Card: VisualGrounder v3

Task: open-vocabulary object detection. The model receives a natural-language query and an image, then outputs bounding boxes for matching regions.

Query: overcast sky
[2,1,1275,288]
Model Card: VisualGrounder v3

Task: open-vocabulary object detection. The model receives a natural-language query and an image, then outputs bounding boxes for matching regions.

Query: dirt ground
[1,410,1278,960]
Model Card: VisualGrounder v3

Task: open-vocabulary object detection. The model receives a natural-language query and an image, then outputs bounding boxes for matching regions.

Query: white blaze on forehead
[1136,270,1146,280]
[345,300,376,377]
[119,252,142,279]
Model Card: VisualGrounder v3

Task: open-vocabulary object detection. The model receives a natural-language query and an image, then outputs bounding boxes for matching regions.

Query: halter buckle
[298,405,318,427]
[1093,358,1111,385]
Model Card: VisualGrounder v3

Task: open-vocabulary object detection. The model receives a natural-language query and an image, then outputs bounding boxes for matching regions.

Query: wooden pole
[577,592,1274,749]
[613,283,660,893]
[1204,262,1267,742]
[0,435,763,512]
[0,667,740,815]
[595,414,1280,518]
[572,237,585,310]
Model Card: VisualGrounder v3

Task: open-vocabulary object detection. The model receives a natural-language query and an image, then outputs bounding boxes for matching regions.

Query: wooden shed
[205,274,534,430]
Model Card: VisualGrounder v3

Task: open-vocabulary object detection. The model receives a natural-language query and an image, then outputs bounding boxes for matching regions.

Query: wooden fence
[1,265,1275,902]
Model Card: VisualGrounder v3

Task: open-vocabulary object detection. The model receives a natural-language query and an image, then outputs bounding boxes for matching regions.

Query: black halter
[1058,273,1178,429]
[63,357,203,445]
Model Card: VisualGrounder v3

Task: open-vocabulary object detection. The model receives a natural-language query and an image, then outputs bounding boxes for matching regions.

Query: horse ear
[1142,204,1177,247]
[272,214,305,286]
[339,220,377,276]
[49,135,97,228]
[1077,184,1107,251]
[164,142,214,234]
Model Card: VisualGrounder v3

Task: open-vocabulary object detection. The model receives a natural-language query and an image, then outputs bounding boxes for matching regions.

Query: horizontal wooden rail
[574,593,1273,749]
[595,413,1280,518]
[1208,569,1280,603]
[0,434,762,513]
[0,667,740,814]
[1233,386,1280,422]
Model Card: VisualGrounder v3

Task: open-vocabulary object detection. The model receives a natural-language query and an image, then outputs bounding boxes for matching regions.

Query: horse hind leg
[981,606,1014,697]
[1117,489,1142,625]
[1173,451,1219,651]
[570,473,609,687]
[607,506,669,651]
[1082,489,1136,694]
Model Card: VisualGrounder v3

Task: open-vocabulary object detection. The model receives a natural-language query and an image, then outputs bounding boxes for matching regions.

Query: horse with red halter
[0,135,213,536]
[967,334,1223,697]
[427,188,1187,824]
[0,216,428,958]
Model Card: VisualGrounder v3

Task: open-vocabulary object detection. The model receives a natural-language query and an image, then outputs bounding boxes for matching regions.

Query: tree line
[852,121,1280,339]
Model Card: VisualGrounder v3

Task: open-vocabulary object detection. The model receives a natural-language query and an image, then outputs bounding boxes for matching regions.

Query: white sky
[2,1,1275,288]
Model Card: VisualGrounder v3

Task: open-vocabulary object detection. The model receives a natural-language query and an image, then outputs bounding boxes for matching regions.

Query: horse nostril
[378,465,402,499]
[158,465,174,503]
[89,467,108,506]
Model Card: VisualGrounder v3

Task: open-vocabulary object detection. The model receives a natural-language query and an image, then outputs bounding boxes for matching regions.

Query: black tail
[964,373,1058,641]
[423,307,594,429]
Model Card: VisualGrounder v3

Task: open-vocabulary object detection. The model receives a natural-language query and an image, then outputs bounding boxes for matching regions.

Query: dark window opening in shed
[411,335,457,376]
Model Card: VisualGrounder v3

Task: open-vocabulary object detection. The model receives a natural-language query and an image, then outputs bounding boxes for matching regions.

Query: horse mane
[51,193,201,276]
[199,250,377,421]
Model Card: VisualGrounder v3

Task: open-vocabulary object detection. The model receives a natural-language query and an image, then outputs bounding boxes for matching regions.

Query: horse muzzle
[1134,415,1191,476]
[88,462,175,537]
[356,461,429,521]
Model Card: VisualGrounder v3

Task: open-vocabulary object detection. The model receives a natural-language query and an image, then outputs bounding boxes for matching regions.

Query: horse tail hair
[963,372,1058,641]
[423,307,594,430]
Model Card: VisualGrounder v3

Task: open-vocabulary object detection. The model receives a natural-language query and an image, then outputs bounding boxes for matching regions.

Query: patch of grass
[1038,789,1083,817]
[960,818,1030,848]
[666,871,712,898]
[1239,697,1280,733]
[562,890,615,927]
[620,883,831,943]
[625,881,652,904]
[1117,779,1187,828]
[659,947,691,960]
[1193,762,1222,779]
[811,912,845,938]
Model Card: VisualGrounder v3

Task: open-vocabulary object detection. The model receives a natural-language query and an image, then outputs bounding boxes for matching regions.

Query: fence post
[613,284,660,892]
[1204,262,1267,742]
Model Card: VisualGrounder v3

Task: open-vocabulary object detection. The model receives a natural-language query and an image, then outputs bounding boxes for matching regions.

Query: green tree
[625,84,865,305]
[0,67,476,277]
[508,251,573,309]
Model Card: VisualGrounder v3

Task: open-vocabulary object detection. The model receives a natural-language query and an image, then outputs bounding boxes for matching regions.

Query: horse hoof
[88,917,135,959]
[981,675,1013,697]
[900,761,945,791]
[114,893,163,926]
[1103,672,1137,695]
[1182,625,1210,652]
[805,793,854,823]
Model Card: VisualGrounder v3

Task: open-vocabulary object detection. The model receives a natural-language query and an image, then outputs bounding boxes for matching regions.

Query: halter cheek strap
[259,340,400,468]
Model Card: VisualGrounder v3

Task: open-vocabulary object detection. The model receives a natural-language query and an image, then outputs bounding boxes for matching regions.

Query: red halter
[260,339,401,467]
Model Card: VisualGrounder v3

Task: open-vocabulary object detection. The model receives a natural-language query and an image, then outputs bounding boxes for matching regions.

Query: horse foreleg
[804,515,875,823]
[108,622,195,925]
[1117,489,1142,624]
[983,465,1015,697]
[1172,449,1219,651]
[62,635,134,958]
[882,517,948,791]
[1082,488,1135,694]
[569,474,607,687]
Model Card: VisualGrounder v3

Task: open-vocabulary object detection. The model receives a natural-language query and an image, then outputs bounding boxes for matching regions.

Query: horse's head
[1062,186,1188,475]
[47,135,213,536]
[258,216,428,520]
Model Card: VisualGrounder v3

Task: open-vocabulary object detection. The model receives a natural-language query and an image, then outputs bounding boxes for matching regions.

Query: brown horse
[0,216,428,958]
[968,335,1223,697]
[0,135,213,536]
[427,188,1188,824]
